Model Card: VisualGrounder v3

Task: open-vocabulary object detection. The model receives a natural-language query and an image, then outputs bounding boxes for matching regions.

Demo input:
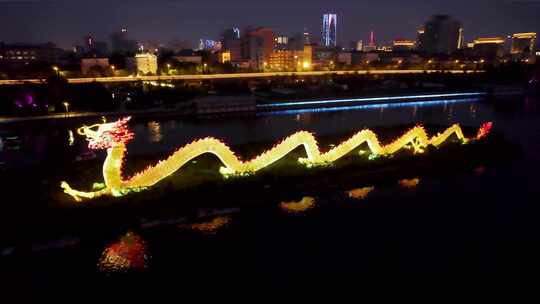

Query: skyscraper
[322,14,337,47]
[303,29,310,44]
[421,15,462,54]
[223,28,242,61]
[242,27,275,69]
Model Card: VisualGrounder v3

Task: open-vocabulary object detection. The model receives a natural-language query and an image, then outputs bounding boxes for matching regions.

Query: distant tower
[322,13,337,47]
[303,28,310,44]
[85,36,94,49]
[363,30,377,52]
[369,30,376,47]
[458,27,465,49]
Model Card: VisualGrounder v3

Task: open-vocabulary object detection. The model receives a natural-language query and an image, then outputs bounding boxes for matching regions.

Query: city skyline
[1,0,540,49]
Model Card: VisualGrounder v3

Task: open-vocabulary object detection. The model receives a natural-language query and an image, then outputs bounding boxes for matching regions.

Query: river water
[4,94,540,293]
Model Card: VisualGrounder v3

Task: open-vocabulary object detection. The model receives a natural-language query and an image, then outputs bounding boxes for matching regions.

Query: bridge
[0,69,482,86]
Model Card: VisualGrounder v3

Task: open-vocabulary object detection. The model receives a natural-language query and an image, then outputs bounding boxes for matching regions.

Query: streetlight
[203,63,207,74]
[52,66,59,76]
[63,101,70,118]
[166,63,171,75]
[111,65,116,76]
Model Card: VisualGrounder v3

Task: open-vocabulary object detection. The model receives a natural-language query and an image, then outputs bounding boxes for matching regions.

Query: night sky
[1,0,540,49]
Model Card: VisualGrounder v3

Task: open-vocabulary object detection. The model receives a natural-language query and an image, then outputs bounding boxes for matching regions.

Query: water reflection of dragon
[61,117,492,202]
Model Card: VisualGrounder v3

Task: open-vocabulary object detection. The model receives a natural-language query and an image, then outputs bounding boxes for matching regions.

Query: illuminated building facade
[81,57,110,75]
[219,51,231,64]
[268,45,312,71]
[421,15,462,54]
[0,43,64,64]
[276,36,289,45]
[511,32,537,57]
[198,39,222,51]
[322,14,337,47]
[134,53,158,76]
[393,39,416,51]
[356,40,363,51]
[458,27,465,49]
[472,37,505,60]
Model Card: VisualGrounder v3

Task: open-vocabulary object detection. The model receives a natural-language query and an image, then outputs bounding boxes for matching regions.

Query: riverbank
[0,89,519,124]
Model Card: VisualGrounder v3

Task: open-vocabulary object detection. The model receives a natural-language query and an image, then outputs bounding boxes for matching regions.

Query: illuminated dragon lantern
[61,117,493,202]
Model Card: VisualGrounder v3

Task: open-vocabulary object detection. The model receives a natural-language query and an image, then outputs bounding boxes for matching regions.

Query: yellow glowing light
[68,130,75,146]
[280,197,316,214]
[180,216,231,234]
[60,119,487,202]
[302,61,310,69]
[512,32,536,39]
[399,178,420,188]
[346,186,374,200]
[52,66,59,72]
[473,37,505,45]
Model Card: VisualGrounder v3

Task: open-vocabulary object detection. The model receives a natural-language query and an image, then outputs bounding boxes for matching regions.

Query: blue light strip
[256,92,486,108]
[257,98,481,116]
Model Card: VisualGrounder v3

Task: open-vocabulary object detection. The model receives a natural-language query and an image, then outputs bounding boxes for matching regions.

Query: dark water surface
[3,95,540,294]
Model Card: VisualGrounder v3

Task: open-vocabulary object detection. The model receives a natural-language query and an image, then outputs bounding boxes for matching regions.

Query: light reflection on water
[97,231,149,273]
[179,216,232,234]
[147,121,163,143]
[126,99,492,156]
[280,197,316,214]
[398,178,421,189]
[346,186,375,200]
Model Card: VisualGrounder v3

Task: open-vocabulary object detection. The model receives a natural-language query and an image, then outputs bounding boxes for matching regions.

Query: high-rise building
[242,27,275,69]
[303,30,310,44]
[421,15,462,54]
[322,14,337,47]
[223,28,242,61]
[416,28,425,51]
[511,32,536,55]
[457,27,465,49]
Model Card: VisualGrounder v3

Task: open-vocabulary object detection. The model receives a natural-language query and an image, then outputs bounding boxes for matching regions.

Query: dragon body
[61,117,492,202]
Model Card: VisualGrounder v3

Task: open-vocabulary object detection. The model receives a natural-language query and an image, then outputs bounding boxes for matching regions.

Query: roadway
[0,69,482,86]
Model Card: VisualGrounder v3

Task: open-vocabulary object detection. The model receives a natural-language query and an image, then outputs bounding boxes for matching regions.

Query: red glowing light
[88,117,134,150]
[476,122,493,140]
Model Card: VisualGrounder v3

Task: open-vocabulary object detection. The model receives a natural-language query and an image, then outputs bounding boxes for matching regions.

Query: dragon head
[78,117,134,150]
